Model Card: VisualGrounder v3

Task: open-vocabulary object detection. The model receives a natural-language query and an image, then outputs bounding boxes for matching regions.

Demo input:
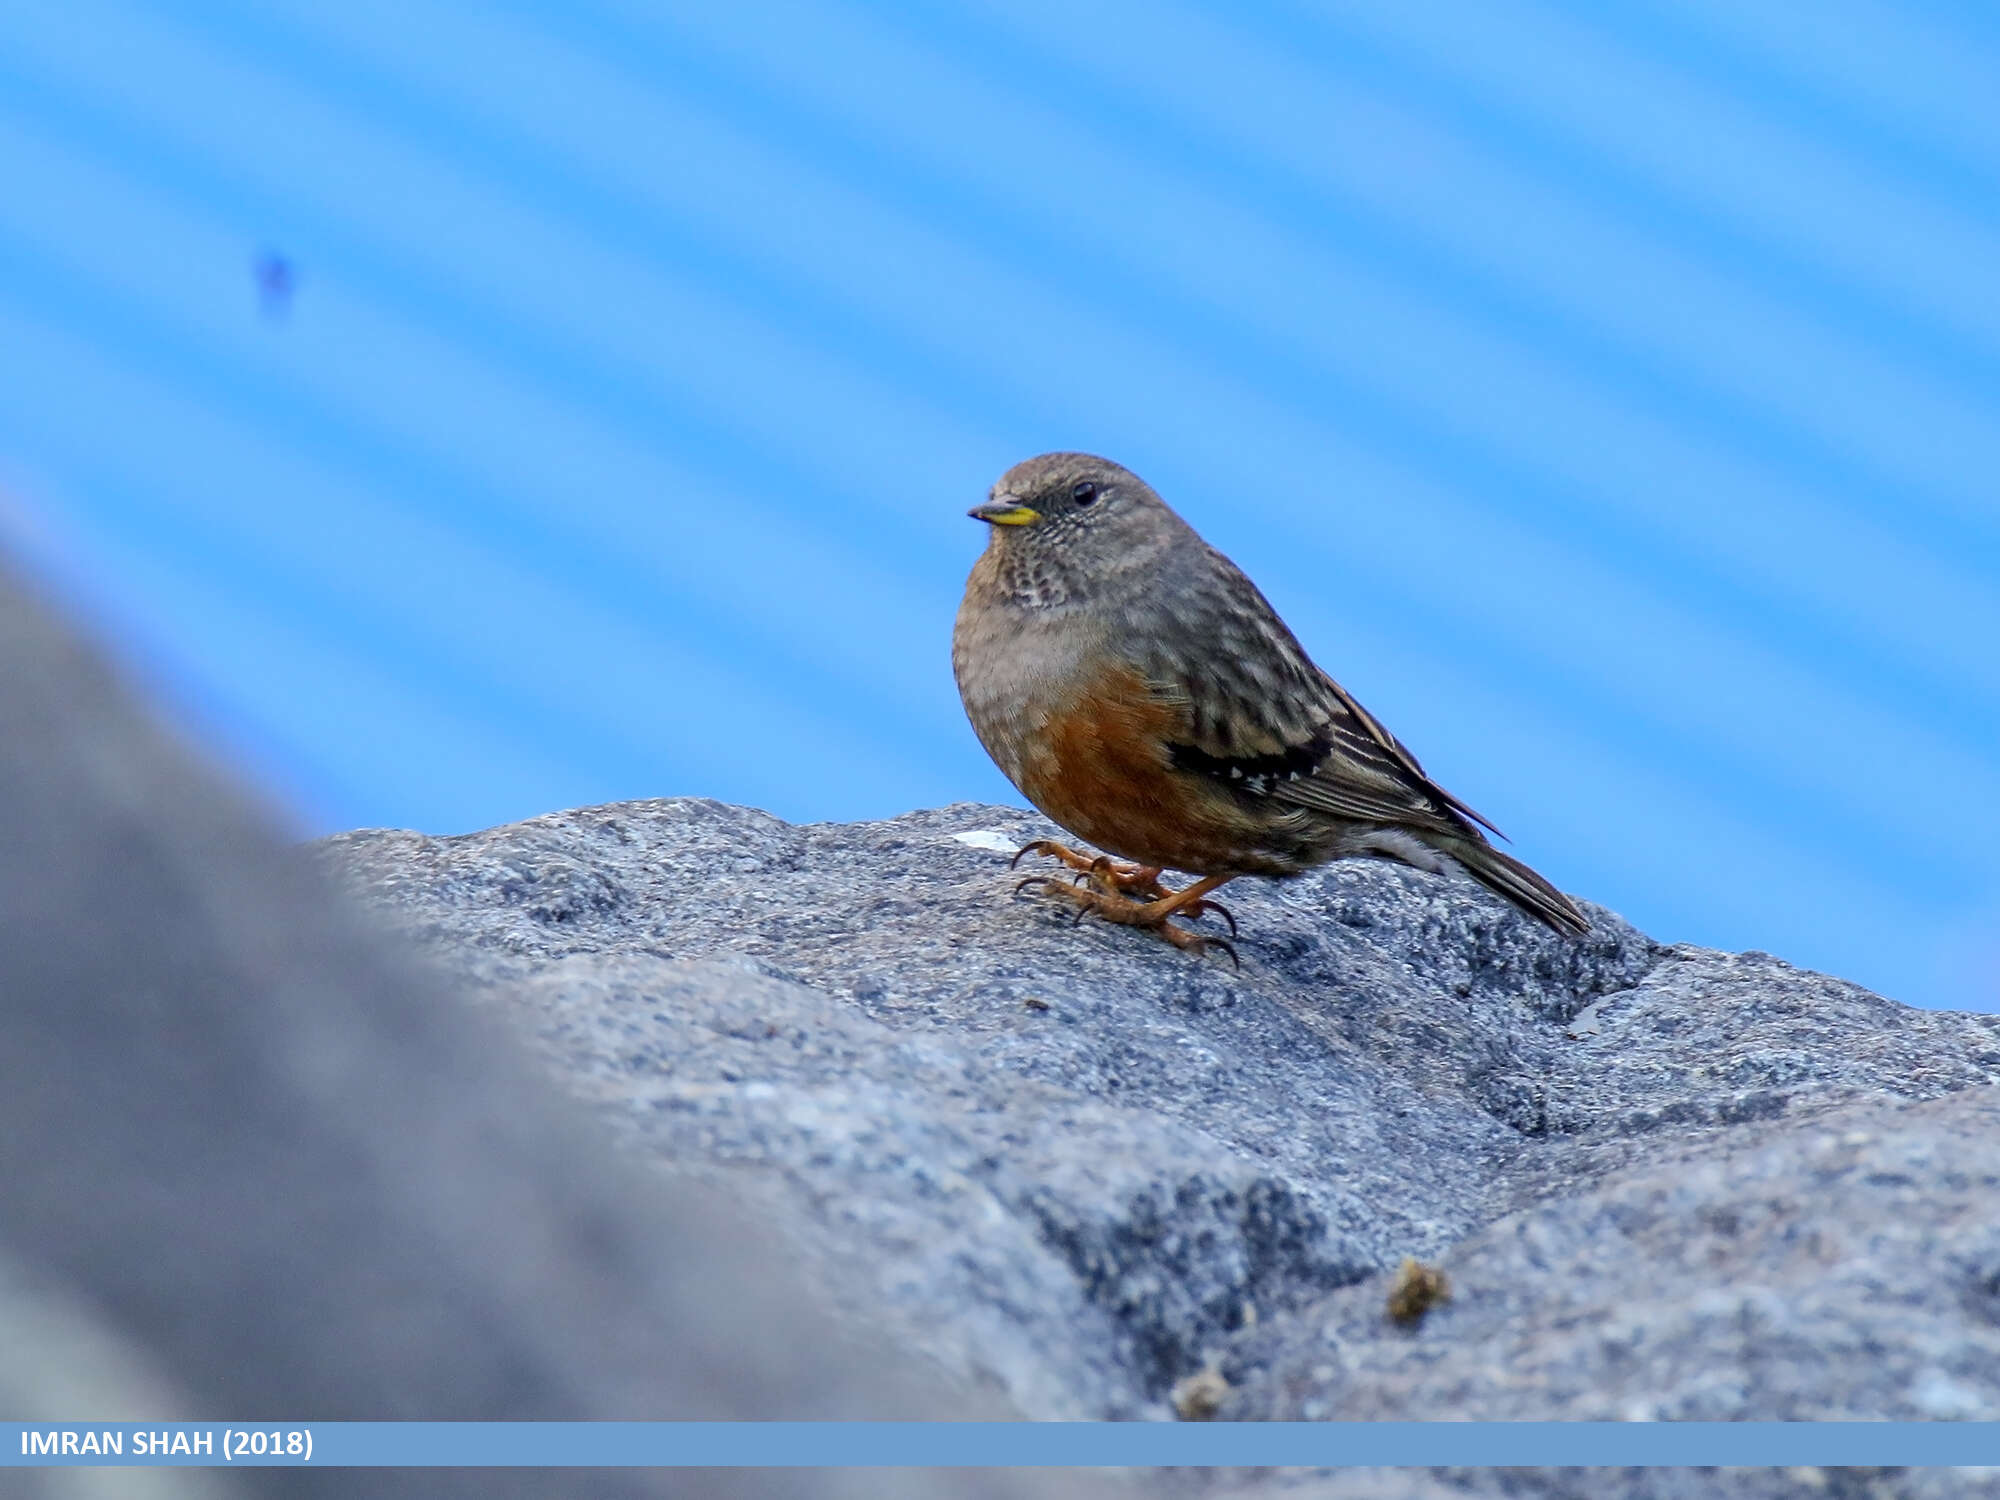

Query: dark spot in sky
[254,250,297,319]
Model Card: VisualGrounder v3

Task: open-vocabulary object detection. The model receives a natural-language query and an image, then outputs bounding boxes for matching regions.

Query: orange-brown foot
[1014,861,1240,966]
[1010,841,1237,936]
[1010,838,1131,881]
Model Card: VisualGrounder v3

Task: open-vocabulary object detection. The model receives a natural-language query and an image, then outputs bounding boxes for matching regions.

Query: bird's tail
[1443,837,1590,937]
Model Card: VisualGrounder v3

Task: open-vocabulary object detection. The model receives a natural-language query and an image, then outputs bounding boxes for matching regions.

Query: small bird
[952,452,1588,961]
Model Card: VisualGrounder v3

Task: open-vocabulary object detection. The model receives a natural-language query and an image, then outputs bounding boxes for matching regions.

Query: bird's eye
[1071,481,1100,506]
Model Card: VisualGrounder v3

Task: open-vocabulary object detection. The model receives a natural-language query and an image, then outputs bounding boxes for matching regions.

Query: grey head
[968,452,1196,610]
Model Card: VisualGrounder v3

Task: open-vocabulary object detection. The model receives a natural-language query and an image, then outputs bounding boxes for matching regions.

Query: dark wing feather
[1128,547,1585,934]
[1134,547,1500,840]
[1286,674,1506,840]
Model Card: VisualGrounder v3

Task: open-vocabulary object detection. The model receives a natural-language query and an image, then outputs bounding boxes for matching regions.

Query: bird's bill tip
[968,500,1040,526]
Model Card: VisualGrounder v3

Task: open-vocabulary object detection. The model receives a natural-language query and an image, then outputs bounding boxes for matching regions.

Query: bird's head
[969,453,1185,602]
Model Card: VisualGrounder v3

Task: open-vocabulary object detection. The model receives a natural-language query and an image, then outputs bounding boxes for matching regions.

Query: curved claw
[1014,874,1053,897]
[1009,839,1060,871]
[1189,899,1238,937]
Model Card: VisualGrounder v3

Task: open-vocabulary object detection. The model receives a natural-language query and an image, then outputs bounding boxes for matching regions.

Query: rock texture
[318,796,2000,1438]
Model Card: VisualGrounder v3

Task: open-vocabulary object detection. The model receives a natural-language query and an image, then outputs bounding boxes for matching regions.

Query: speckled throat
[984,543,1095,612]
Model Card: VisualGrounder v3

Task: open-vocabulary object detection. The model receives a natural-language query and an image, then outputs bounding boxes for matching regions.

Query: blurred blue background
[1,0,1996,1010]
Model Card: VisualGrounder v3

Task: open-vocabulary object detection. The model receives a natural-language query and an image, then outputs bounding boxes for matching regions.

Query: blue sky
[2,0,1996,1010]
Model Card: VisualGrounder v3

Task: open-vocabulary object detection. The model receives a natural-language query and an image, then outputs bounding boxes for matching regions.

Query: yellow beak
[968,500,1040,526]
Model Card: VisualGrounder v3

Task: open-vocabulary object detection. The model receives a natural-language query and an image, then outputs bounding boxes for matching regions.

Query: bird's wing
[1285,672,1505,840]
[1134,551,1502,840]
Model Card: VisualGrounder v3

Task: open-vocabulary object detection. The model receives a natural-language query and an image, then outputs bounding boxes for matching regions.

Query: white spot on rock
[951,830,1019,853]
[1565,999,1607,1038]
[1911,1368,1987,1419]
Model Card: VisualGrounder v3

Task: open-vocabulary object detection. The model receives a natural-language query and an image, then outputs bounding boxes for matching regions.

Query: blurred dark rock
[0,562,1094,1500]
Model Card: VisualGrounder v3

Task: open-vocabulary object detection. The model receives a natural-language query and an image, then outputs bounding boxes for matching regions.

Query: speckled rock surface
[317,797,2000,1432]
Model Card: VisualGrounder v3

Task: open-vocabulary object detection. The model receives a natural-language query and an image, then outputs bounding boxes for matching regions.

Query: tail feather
[1443,838,1590,938]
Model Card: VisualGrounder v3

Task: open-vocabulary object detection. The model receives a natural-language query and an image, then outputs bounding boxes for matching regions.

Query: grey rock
[1231,1086,2000,1420]
[20,506,1995,1499]
[1221,1468,1991,1500]
[0,560,1108,1500]
[317,795,2000,1447]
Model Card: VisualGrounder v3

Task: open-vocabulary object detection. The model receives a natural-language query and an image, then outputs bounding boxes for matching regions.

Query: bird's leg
[1011,838,1148,897]
[1022,869,1241,965]
[1078,857,1238,936]
[1010,838,1122,880]
[1011,841,1235,933]
[1086,874,1240,964]
[1080,855,1167,898]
